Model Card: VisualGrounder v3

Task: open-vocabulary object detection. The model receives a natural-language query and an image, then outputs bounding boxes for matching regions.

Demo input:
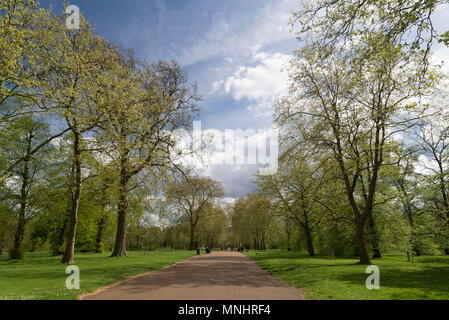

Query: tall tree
[97,54,200,257]
[33,10,119,263]
[277,37,434,264]
[165,175,224,250]
[0,117,52,259]
[257,154,327,256]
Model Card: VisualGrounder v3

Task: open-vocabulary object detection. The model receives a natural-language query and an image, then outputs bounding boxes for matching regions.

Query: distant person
[205,246,211,254]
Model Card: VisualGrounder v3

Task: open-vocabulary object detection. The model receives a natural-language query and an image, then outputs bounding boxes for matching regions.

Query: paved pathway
[80,252,305,300]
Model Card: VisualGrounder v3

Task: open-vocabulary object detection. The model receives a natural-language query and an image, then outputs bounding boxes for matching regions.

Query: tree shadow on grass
[334,264,449,298]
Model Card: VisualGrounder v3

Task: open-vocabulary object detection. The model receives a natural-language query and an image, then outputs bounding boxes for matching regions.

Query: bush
[9,247,25,260]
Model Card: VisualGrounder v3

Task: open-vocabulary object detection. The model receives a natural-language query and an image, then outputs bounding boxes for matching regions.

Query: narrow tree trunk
[355,217,371,265]
[397,180,420,255]
[12,168,29,258]
[61,131,82,264]
[12,137,32,259]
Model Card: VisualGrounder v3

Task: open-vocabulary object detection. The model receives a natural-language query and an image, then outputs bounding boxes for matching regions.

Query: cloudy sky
[39,0,449,201]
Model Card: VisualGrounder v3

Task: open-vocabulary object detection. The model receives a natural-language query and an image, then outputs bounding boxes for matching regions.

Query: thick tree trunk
[111,163,130,257]
[368,213,382,258]
[111,205,128,257]
[304,228,315,256]
[61,131,82,264]
[13,216,25,255]
[111,185,128,257]
[355,217,371,265]
[303,212,315,256]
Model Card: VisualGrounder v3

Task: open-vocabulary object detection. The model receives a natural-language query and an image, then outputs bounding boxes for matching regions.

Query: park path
[80,251,305,300]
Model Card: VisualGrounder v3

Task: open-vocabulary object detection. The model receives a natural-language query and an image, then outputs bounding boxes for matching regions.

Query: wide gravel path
[80,251,305,300]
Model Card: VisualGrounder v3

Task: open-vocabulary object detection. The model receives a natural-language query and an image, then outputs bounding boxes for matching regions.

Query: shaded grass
[0,250,195,300]
[247,250,449,300]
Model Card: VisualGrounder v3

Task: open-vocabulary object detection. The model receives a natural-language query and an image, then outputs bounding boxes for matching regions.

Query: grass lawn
[247,250,449,300]
[0,250,195,300]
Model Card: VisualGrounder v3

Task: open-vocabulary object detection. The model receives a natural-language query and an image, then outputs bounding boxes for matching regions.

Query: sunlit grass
[0,250,195,300]
[247,250,449,300]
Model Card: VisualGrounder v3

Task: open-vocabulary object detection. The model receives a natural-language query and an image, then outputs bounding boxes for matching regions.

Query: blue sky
[38,0,300,200]
[38,0,449,201]
[39,0,298,128]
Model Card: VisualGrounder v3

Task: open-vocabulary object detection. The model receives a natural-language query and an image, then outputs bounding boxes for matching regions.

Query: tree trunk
[303,212,315,256]
[111,206,128,257]
[367,213,382,258]
[12,136,32,258]
[95,216,107,253]
[355,217,371,265]
[111,183,128,257]
[13,216,25,256]
[13,167,29,258]
[304,228,315,256]
[61,131,82,264]
[53,213,68,256]
[111,169,130,257]
[189,224,195,250]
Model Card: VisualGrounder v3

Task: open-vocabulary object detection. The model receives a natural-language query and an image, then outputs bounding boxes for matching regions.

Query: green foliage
[231,193,275,250]
[439,31,449,46]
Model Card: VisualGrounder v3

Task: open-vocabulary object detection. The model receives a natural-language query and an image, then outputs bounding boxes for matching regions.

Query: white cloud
[212,50,291,118]
[179,0,296,66]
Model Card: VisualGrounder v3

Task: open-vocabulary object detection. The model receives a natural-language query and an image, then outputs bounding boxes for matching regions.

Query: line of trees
[230,0,449,264]
[0,1,224,263]
[3,0,449,266]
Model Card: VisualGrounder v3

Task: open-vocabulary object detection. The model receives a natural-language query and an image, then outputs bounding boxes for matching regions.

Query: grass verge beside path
[0,250,195,300]
[247,250,449,300]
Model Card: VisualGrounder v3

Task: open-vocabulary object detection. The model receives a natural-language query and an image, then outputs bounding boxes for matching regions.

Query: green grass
[247,250,449,300]
[0,250,195,300]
